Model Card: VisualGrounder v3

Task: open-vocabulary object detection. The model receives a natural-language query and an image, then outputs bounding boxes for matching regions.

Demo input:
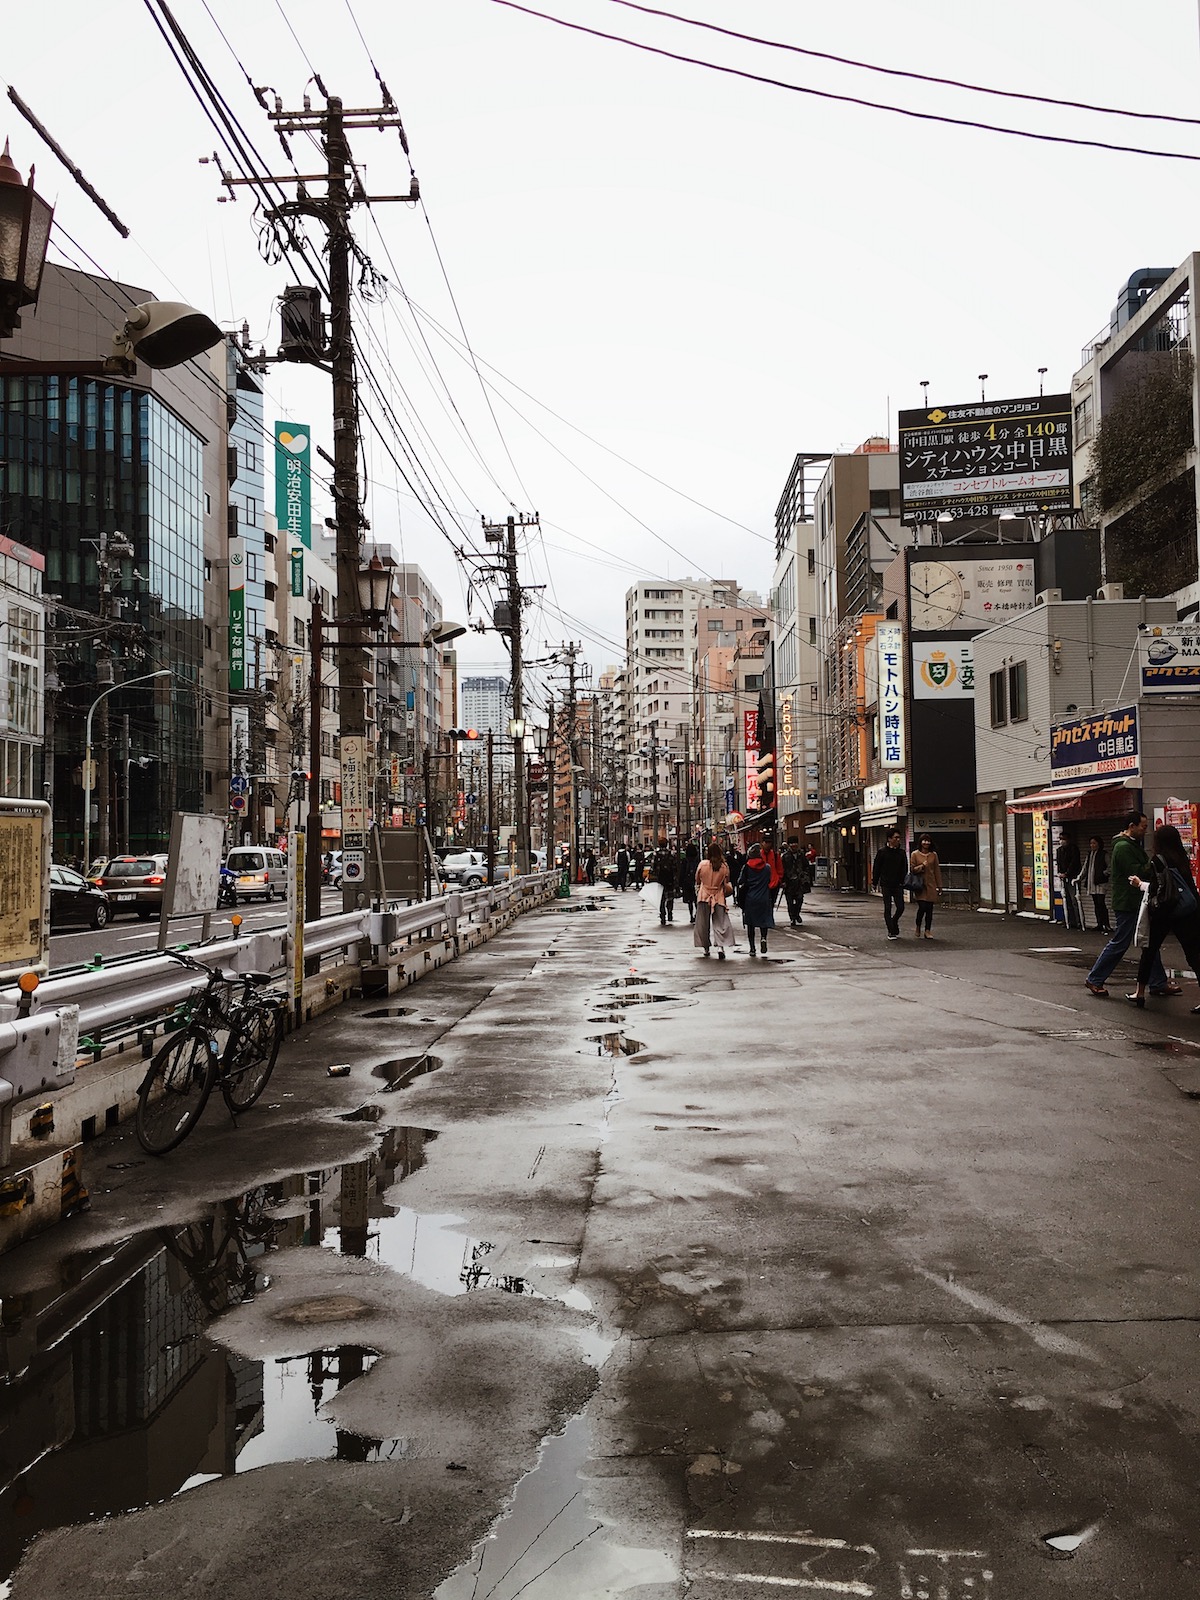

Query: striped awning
[1006,781,1125,815]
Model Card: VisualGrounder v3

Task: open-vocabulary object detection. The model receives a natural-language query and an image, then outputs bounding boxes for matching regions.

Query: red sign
[744,711,761,809]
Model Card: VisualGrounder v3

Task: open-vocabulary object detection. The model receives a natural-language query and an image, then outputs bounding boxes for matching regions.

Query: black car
[50,864,111,929]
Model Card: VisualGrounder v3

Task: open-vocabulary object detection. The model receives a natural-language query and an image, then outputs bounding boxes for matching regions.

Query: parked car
[50,864,111,929]
[323,850,343,888]
[225,845,288,902]
[441,849,488,889]
[93,854,170,919]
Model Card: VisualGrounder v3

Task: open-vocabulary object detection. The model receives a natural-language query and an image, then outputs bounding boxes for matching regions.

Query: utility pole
[485,730,496,889]
[253,91,417,909]
[306,593,324,923]
[650,720,660,847]
[482,512,539,874]
[544,693,555,869]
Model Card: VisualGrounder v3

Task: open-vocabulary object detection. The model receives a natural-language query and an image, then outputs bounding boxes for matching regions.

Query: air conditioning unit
[1097,582,1124,601]
[1035,588,1062,605]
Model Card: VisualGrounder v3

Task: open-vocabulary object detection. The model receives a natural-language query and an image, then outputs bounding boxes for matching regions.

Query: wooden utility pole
[306,593,324,923]
[544,693,555,868]
[486,730,496,889]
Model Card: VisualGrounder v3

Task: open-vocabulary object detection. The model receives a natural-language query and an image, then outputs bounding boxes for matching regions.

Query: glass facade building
[0,371,206,852]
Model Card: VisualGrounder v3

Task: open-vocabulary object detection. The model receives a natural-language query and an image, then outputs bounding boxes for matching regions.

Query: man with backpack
[1084,811,1179,998]
[782,835,813,927]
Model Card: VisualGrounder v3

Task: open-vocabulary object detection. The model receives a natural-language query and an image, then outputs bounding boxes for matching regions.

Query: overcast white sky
[7,0,1200,693]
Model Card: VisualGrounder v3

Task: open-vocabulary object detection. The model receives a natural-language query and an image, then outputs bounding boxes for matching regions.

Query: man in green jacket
[1085,810,1177,996]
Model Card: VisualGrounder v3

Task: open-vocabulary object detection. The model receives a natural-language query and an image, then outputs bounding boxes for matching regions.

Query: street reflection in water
[0,1126,434,1582]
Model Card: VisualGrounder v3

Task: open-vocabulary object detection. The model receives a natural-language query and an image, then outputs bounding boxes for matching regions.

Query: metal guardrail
[23,869,561,1049]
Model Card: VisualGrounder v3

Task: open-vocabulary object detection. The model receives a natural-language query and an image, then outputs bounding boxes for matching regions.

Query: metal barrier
[939,863,977,905]
[18,869,562,1069]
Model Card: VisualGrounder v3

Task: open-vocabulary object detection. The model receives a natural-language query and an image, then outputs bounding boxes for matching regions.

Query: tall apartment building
[624,577,746,840]
[692,588,770,831]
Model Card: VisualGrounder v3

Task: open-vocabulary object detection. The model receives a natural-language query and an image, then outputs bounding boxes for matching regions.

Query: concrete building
[1072,260,1200,619]
[0,262,230,856]
[973,596,1182,915]
[771,456,823,838]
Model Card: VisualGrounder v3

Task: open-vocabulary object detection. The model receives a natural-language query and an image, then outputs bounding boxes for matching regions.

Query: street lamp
[83,669,171,869]
[356,553,394,625]
[0,140,53,339]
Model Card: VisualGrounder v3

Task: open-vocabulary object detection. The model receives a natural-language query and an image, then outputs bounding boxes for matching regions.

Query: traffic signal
[446,728,480,741]
[755,748,776,805]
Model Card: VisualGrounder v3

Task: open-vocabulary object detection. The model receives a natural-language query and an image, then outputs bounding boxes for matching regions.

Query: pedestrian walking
[1123,824,1200,1010]
[908,833,942,939]
[632,844,646,891]
[1085,811,1178,998]
[737,842,776,955]
[615,845,629,891]
[652,838,679,924]
[872,828,908,939]
[680,839,700,924]
[694,842,735,959]
[781,835,813,926]
[1077,835,1111,933]
[585,848,598,887]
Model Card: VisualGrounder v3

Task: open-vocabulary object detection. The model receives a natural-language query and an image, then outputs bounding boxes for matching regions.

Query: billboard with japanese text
[899,393,1072,524]
[1138,622,1200,695]
[1050,705,1139,786]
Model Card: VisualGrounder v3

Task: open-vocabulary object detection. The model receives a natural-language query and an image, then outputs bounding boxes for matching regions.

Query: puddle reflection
[0,1127,433,1581]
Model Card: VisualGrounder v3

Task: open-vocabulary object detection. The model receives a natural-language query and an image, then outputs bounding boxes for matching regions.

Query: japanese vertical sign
[898,393,1072,524]
[743,710,760,811]
[340,733,368,848]
[1050,706,1139,786]
[228,535,246,692]
[1032,809,1051,913]
[274,422,311,549]
[290,546,305,598]
[876,622,905,768]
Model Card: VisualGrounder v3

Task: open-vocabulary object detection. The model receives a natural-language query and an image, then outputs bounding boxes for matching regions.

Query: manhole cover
[273,1295,375,1325]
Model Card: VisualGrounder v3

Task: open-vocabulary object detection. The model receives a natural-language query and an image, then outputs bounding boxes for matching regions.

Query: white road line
[913,1266,1095,1360]
[695,1575,874,1596]
[690,1533,878,1554]
[906,1548,988,1559]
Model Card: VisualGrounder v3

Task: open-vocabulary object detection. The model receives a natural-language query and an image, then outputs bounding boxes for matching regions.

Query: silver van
[226,845,288,902]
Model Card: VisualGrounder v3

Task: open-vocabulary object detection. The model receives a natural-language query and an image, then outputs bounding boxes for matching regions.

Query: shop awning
[861,804,899,827]
[1006,781,1127,816]
[807,806,860,834]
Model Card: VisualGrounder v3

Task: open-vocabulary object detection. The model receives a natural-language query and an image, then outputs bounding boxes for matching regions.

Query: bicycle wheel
[136,1029,217,1154]
[221,1003,283,1112]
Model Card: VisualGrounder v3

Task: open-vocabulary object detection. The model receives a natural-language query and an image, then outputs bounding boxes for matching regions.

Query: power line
[491,0,1200,163]
[601,0,1200,130]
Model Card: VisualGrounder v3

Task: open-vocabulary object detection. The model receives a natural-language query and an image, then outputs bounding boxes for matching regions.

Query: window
[1074,393,1093,443]
[989,668,1007,727]
[808,616,818,645]
[1008,660,1028,723]
[707,619,722,632]
[869,488,893,514]
[744,674,764,690]
[807,548,815,574]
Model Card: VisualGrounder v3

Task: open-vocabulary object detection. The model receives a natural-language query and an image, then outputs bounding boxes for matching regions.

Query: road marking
[914,1266,1095,1360]
[690,1533,877,1554]
[695,1576,874,1595]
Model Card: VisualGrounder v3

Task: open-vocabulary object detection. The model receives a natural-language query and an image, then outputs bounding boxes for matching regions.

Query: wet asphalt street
[3,884,1200,1597]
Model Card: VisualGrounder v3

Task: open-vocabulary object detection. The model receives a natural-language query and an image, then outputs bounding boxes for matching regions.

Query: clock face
[910,560,965,631]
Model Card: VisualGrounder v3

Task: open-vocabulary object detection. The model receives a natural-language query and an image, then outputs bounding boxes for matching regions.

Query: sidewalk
[5,882,1200,1597]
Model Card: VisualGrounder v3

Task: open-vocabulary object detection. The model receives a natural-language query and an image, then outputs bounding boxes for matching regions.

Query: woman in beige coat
[694,842,735,959]
[909,833,943,939]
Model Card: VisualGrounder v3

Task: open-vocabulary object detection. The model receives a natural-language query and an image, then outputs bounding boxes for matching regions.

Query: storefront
[1006,780,1131,922]
[808,805,862,888]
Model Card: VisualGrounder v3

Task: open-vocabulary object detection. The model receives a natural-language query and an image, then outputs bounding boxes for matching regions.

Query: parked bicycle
[136,949,285,1155]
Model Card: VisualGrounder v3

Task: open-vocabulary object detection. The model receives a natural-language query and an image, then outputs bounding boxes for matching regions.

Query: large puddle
[0,1123,599,1582]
